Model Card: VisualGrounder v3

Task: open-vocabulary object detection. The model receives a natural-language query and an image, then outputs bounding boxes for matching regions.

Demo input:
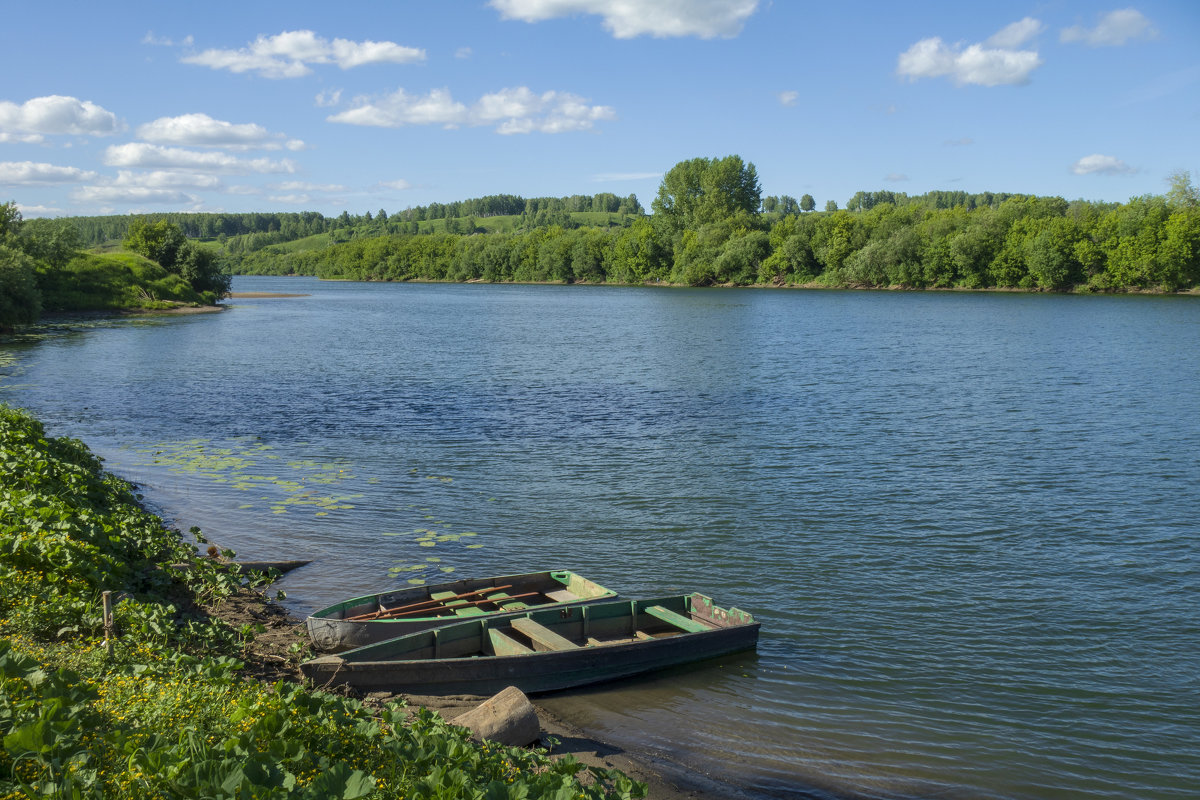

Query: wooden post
[102,590,114,656]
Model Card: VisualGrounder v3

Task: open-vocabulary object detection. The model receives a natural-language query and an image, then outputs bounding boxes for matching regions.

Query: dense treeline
[235,157,1200,293]
[67,192,646,249]
[69,211,331,246]
[393,191,643,222]
[9,157,1200,316]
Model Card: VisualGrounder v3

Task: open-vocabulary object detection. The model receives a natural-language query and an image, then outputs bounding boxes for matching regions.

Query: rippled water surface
[3,277,1198,799]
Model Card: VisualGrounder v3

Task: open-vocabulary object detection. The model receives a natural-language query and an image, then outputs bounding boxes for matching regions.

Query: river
[2,276,1198,799]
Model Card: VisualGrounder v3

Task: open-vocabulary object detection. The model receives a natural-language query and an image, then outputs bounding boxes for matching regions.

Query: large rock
[454,686,541,747]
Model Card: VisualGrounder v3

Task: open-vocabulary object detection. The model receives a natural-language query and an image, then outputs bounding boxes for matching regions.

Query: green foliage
[36,251,208,311]
[652,155,761,234]
[18,218,82,269]
[123,220,230,298]
[1165,169,1198,210]
[19,159,1200,295]
[123,219,187,268]
[0,244,41,330]
[0,203,44,329]
[0,407,645,799]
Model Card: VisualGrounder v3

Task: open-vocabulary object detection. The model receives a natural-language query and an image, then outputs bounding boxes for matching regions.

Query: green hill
[37,250,210,312]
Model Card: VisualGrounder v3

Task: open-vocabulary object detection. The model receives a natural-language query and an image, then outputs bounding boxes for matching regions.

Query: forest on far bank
[3,156,1199,328]
[226,157,1200,294]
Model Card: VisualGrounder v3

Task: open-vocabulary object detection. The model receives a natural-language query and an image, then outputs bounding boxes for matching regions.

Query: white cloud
[104,143,297,174]
[329,86,615,134]
[137,113,301,150]
[270,180,348,193]
[884,173,909,182]
[455,47,473,59]
[777,90,798,107]
[490,0,758,39]
[332,88,467,127]
[593,171,660,182]
[0,132,45,144]
[897,23,1043,87]
[226,185,262,195]
[182,30,425,78]
[1061,9,1156,46]
[0,161,97,185]
[0,95,122,137]
[15,204,62,217]
[71,185,198,205]
[377,179,413,190]
[315,89,343,107]
[143,31,193,47]
[111,170,223,189]
[1071,154,1137,175]
[985,17,1043,49]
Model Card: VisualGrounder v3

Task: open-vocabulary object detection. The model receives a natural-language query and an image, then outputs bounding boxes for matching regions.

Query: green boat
[301,593,759,695]
[305,570,617,653]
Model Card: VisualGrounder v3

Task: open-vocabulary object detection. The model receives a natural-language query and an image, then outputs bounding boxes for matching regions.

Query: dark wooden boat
[305,570,617,653]
[301,593,759,695]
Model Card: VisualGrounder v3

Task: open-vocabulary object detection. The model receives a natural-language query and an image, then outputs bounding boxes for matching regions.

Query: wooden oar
[348,584,515,621]
[349,585,515,621]
[378,591,543,620]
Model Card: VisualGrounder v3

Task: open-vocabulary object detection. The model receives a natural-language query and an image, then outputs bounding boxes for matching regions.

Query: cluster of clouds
[328,87,615,134]
[0,102,314,208]
[1,2,1166,214]
[897,9,1156,87]
[0,95,123,143]
[179,30,426,79]
[886,8,1155,181]
[489,0,758,39]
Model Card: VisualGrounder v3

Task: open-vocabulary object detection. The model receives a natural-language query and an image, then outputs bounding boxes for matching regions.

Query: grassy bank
[37,250,218,312]
[0,406,644,799]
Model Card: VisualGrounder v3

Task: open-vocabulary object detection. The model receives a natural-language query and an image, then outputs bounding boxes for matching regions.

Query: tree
[0,244,41,330]
[174,242,232,297]
[651,155,762,233]
[124,219,229,298]
[0,201,21,240]
[1166,169,1198,209]
[19,218,81,268]
[800,194,815,213]
[825,200,838,212]
[124,219,185,268]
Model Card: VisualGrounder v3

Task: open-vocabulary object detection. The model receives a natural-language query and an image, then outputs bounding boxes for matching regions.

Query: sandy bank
[227,292,311,299]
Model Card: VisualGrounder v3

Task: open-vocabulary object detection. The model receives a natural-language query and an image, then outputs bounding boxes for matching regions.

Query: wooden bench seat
[489,629,534,656]
[644,605,711,633]
[510,618,579,651]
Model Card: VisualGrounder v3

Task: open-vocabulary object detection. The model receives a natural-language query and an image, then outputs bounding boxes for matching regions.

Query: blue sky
[2,1,1197,218]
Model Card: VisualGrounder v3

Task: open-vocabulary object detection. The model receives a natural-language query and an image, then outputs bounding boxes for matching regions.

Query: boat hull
[301,594,759,696]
